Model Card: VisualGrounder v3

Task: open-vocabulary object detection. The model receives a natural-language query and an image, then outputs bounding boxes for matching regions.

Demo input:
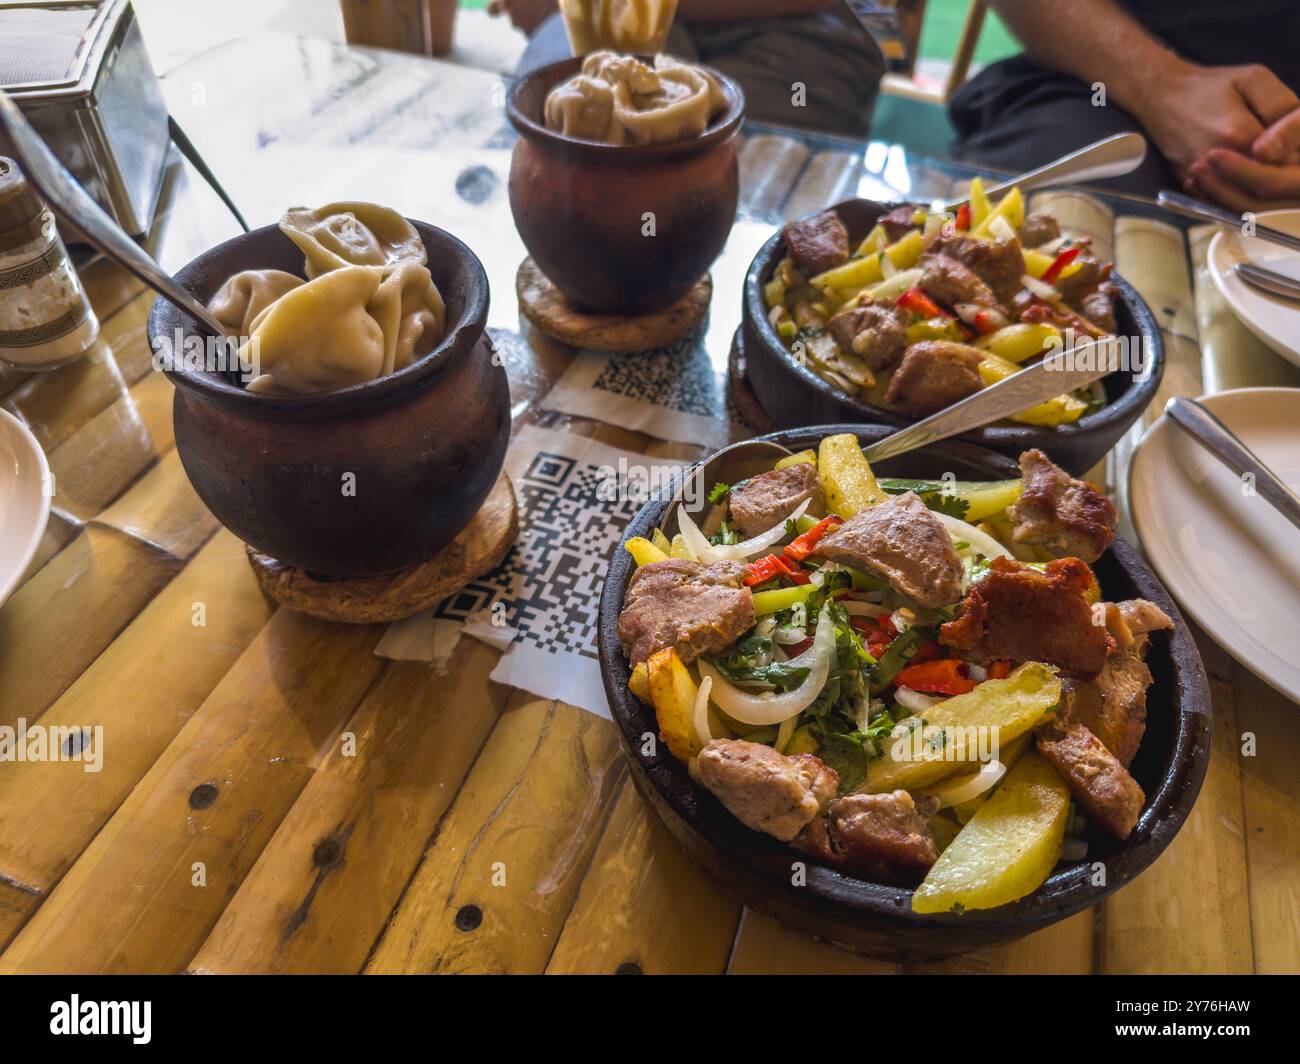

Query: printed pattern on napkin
[377,425,685,718]
[542,339,744,449]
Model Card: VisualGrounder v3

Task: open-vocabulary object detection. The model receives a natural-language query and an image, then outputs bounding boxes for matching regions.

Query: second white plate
[1130,387,1300,704]
[1208,208,1300,369]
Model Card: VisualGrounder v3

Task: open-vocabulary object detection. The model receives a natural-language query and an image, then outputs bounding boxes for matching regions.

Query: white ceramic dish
[1208,209,1300,369]
[0,408,52,607]
[1130,387,1300,703]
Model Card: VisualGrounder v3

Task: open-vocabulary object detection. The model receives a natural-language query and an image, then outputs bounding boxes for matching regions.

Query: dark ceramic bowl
[506,56,744,315]
[148,220,511,578]
[596,424,1210,960]
[742,199,1165,476]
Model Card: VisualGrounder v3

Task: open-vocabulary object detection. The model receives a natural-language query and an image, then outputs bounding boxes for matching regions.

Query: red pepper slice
[894,658,978,696]
[908,639,944,665]
[1041,246,1081,285]
[988,659,1013,679]
[783,515,842,563]
[954,203,971,231]
[897,287,947,319]
[785,635,814,656]
[972,309,1003,336]
[743,553,795,587]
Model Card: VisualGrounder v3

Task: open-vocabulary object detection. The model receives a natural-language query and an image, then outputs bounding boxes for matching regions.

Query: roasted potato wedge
[911,751,1071,914]
[646,647,703,762]
[818,433,887,517]
[861,662,1061,794]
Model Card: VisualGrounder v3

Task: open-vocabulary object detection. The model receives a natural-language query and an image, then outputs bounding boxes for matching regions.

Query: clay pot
[506,56,744,315]
[742,199,1165,476]
[147,220,510,579]
[597,425,1210,959]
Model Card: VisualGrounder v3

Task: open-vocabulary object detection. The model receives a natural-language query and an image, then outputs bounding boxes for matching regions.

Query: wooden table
[0,35,1296,975]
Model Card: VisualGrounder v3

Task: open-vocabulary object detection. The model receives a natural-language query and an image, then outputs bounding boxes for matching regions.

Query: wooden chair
[339,0,458,57]
[880,0,988,105]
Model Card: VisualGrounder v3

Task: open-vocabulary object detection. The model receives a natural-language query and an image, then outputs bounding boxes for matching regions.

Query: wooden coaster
[247,470,518,624]
[516,257,711,352]
[727,325,775,434]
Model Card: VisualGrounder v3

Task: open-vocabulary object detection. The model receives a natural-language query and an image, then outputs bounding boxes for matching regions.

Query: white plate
[0,409,52,607]
[1130,387,1300,703]
[1208,209,1300,369]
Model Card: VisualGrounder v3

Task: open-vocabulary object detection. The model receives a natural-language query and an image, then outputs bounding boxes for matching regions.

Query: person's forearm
[675,0,835,24]
[988,0,1188,116]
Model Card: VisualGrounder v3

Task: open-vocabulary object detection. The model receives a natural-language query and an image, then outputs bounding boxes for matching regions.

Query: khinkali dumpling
[240,263,448,395]
[242,266,387,395]
[207,269,303,335]
[367,263,447,376]
[280,202,426,279]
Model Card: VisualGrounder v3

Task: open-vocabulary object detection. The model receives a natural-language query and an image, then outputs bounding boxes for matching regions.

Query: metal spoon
[864,336,1122,462]
[0,89,226,336]
[937,132,1148,212]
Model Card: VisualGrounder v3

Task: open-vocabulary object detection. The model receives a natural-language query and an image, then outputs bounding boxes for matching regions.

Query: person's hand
[1185,149,1300,213]
[1136,61,1299,180]
[486,0,557,37]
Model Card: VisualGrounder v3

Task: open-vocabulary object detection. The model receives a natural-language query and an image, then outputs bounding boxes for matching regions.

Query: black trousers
[949,55,1178,199]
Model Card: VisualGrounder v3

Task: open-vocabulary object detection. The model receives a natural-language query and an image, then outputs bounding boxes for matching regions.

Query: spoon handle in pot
[940,133,1147,211]
[863,339,1121,465]
[0,90,227,336]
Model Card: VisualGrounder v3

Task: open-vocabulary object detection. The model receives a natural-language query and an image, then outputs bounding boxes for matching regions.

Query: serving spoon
[664,336,1121,530]
[935,132,1148,213]
[0,90,227,337]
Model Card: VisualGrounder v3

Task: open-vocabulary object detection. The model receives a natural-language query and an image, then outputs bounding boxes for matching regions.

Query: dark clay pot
[147,220,510,579]
[742,199,1166,476]
[597,425,1211,960]
[506,55,744,316]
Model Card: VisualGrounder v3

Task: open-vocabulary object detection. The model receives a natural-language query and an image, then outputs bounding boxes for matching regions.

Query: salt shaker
[0,156,99,371]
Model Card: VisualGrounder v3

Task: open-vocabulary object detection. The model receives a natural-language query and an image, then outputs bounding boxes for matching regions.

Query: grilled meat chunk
[940,556,1115,678]
[1036,719,1145,839]
[1018,213,1061,248]
[782,210,849,276]
[1055,256,1117,332]
[1056,598,1172,766]
[827,298,908,371]
[1007,449,1118,563]
[727,462,823,537]
[793,790,941,885]
[884,340,984,418]
[928,234,1027,305]
[617,559,754,665]
[1056,651,1152,768]
[1111,598,1174,654]
[816,490,963,607]
[691,739,838,842]
[880,203,923,241]
[919,253,1002,311]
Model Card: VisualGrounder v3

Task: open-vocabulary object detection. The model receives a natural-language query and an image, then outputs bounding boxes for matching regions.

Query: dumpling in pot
[207,269,303,335]
[280,201,426,278]
[367,263,447,376]
[242,266,387,395]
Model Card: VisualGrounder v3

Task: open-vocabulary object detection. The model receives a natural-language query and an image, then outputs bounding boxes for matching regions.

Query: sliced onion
[923,759,1007,808]
[698,604,835,726]
[1021,273,1061,302]
[693,675,714,751]
[678,498,811,563]
[988,215,1017,242]
[881,250,898,279]
[890,607,915,634]
[966,663,988,682]
[894,687,942,714]
[921,211,946,248]
[867,267,924,302]
[773,625,808,644]
[775,714,798,753]
[932,510,1013,561]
